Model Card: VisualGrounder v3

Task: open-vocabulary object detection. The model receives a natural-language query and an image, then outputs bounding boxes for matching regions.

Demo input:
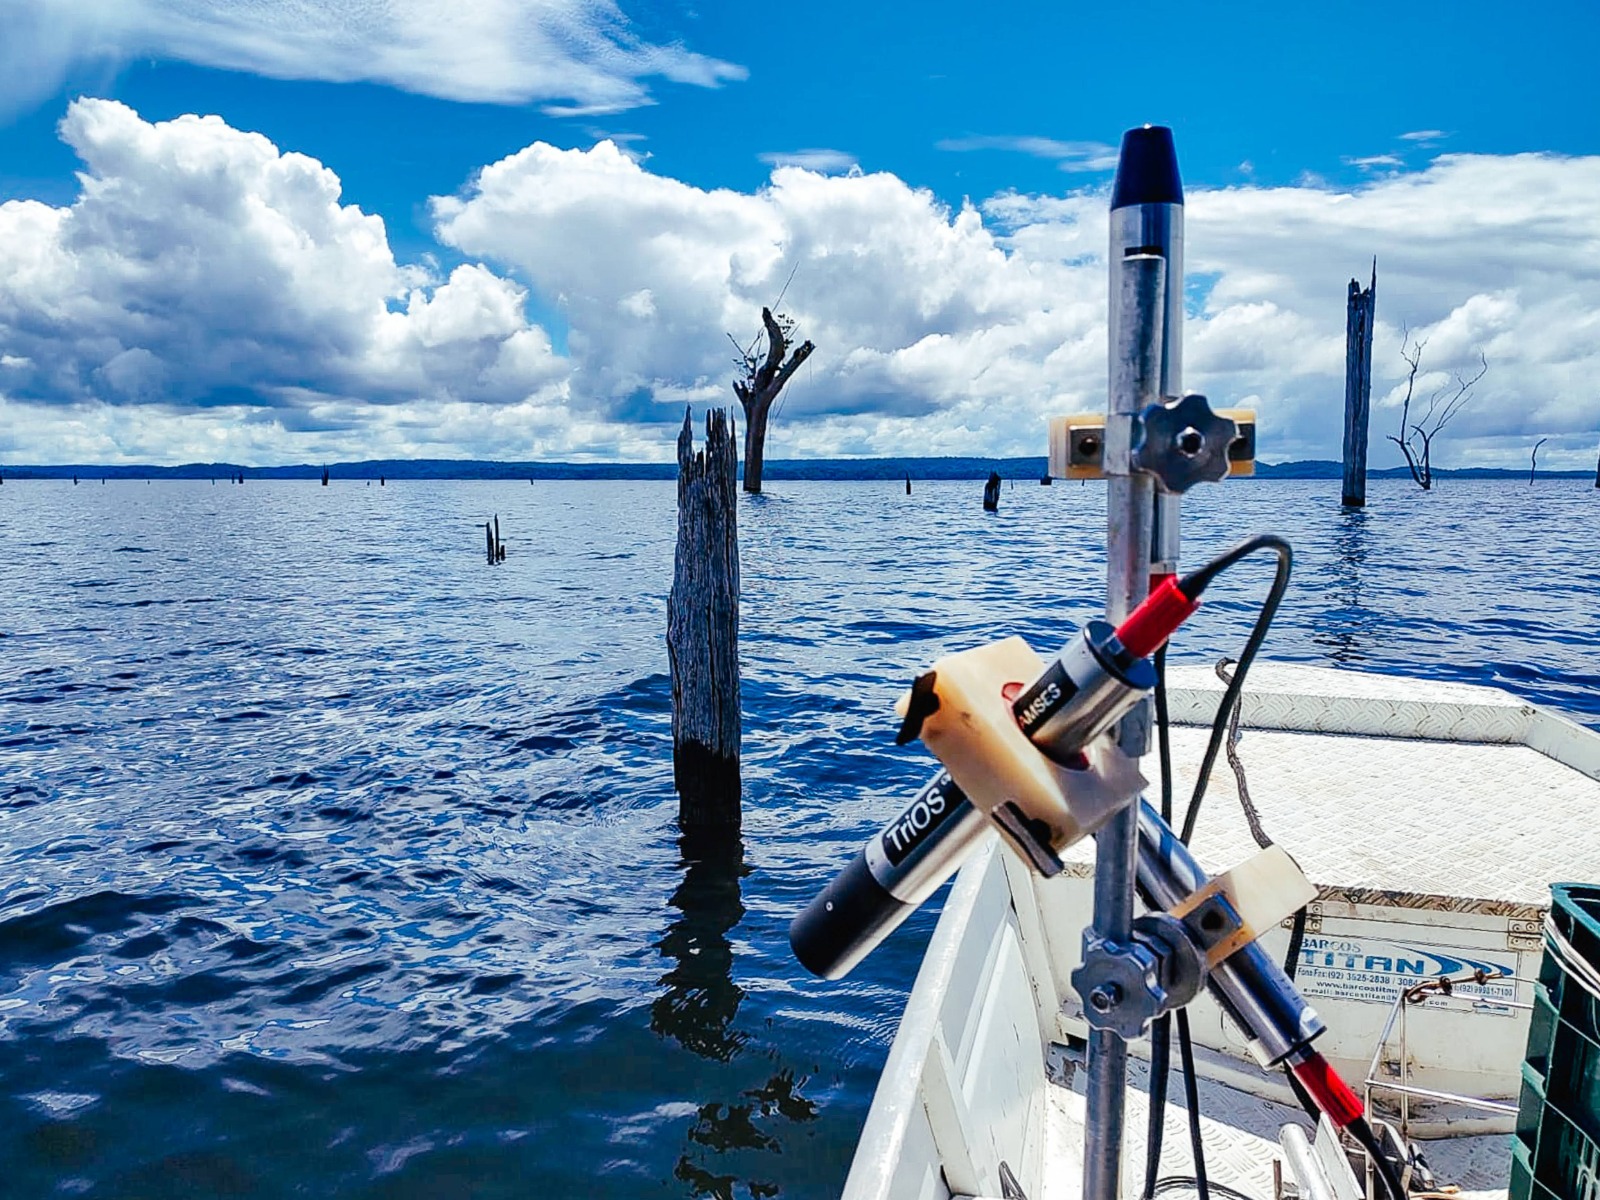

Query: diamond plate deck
[1055,664,1600,916]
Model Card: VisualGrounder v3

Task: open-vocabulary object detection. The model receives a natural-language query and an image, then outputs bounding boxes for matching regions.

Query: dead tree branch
[1385,334,1486,490]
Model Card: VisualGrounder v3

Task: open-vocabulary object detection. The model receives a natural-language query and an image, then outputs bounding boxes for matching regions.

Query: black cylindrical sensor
[790,771,988,979]
[1012,620,1157,763]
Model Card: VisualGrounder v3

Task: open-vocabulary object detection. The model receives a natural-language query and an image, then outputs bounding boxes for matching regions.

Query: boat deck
[1059,663,1600,910]
[1039,1042,1510,1200]
[841,664,1598,1200]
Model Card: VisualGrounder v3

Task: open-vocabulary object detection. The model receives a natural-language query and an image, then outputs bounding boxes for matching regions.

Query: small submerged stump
[668,408,741,829]
[483,516,506,564]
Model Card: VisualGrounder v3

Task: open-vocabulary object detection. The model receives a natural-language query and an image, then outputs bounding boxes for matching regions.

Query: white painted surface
[843,665,1591,1196]
[843,836,1048,1200]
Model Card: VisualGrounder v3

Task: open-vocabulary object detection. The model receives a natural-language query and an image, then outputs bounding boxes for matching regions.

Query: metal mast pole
[1082,125,1185,1200]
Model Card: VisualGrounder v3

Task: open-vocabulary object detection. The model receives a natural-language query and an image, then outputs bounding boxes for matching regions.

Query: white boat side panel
[1046,872,1537,1125]
[846,838,1050,1200]
[1000,845,1070,1042]
[940,930,1046,1193]
[1527,705,1600,780]
[844,838,997,1200]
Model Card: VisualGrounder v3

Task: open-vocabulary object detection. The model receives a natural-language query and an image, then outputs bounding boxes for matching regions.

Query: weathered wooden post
[321,465,329,486]
[1341,263,1377,507]
[982,470,1001,512]
[485,521,495,565]
[667,407,741,828]
[905,475,911,495]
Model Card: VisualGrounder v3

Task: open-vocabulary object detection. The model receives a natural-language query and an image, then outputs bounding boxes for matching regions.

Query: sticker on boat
[1294,934,1520,1013]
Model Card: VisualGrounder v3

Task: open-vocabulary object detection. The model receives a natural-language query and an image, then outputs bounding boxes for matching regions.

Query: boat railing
[1360,968,1529,1189]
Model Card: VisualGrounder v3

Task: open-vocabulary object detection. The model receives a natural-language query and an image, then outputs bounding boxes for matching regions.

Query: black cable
[1179,536,1292,845]
[1142,1013,1173,1200]
[1177,533,1290,598]
[1176,1009,1210,1200]
[1350,1116,1408,1200]
[1155,642,1173,825]
[1142,645,1176,1200]
[1283,907,1307,981]
[1151,1179,1260,1200]
[1148,536,1294,1200]
[1282,1064,1322,1125]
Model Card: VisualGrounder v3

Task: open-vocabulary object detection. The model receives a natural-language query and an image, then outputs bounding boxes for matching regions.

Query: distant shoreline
[0,457,1590,482]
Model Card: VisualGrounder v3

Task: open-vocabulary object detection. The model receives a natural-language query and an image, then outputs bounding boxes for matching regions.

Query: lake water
[1,476,1596,1199]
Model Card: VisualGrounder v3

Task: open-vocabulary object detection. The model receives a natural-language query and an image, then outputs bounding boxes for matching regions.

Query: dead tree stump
[484,518,506,565]
[983,471,1001,512]
[668,408,741,828]
[1342,263,1377,507]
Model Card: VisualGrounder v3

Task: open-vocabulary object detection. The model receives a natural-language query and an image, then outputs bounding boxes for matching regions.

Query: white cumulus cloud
[431,139,1094,459]
[434,140,1600,470]
[0,98,568,462]
[4,103,1599,472]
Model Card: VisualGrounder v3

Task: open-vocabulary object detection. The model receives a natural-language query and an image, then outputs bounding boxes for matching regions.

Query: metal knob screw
[1131,393,1240,493]
[1088,984,1122,1013]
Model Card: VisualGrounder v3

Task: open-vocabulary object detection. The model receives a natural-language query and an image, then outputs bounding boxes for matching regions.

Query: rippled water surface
[1,477,1596,1198]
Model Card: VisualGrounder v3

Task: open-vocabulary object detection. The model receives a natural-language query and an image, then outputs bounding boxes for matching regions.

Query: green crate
[1517,885,1600,1200]
[1549,1015,1600,1146]
[1533,1104,1600,1200]
[1512,1139,1564,1200]
[1529,985,1559,1078]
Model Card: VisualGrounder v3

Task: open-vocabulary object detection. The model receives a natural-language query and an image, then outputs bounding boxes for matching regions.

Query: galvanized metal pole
[1083,124,1185,1200]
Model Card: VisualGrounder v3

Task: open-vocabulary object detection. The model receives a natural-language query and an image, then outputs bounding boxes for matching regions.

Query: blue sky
[0,0,1596,466]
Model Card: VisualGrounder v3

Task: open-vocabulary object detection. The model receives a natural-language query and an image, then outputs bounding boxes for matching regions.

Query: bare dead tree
[730,307,814,494]
[1385,332,1488,490]
[1530,438,1548,486]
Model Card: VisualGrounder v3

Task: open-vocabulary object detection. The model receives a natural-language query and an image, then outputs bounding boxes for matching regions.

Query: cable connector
[1115,575,1200,660]
[1287,1049,1365,1129]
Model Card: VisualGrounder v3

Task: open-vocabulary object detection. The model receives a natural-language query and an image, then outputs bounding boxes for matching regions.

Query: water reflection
[1314,506,1379,664]
[654,830,820,1198]
[653,828,749,1062]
